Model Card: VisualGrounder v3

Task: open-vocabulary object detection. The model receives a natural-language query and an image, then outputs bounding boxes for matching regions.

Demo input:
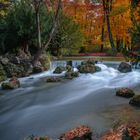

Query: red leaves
[101,124,140,140]
[59,125,92,140]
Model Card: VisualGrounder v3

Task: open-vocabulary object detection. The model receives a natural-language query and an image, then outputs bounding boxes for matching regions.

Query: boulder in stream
[77,60,101,73]
[66,65,73,72]
[32,66,44,74]
[46,77,61,82]
[65,71,79,79]
[1,77,20,90]
[129,95,140,107]
[118,62,132,73]
[53,66,66,74]
[116,88,135,98]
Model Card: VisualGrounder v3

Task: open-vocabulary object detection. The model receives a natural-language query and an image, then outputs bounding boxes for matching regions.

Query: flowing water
[0,61,140,140]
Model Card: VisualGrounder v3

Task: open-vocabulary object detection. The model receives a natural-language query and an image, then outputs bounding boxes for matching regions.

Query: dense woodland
[0,0,140,59]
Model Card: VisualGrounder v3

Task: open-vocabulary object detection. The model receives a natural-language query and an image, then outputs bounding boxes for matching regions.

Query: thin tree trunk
[36,11,41,49]
[103,0,116,53]
[105,10,116,52]
[100,13,105,52]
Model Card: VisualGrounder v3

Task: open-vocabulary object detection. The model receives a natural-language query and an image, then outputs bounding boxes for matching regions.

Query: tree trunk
[116,38,121,52]
[103,0,116,53]
[100,13,105,52]
[106,10,116,52]
[36,11,42,49]
[32,0,62,66]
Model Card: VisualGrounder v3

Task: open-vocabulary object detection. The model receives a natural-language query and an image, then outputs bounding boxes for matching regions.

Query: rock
[1,83,14,90]
[81,59,95,65]
[0,64,7,82]
[10,56,20,64]
[78,64,96,73]
[116,88,135,98]
[59,125,92,140]
[65,72,73,79]
[39,53,51,70]
[0,57,9,65]
[53,66,66,74]
[3,62,25,77]
[32,66,44,74]
[65,72,79,79]
[118,62,132,73]
[46,77,61,82]
[1,77,20,90]
[71,72,79,77]
[129,95,140,107]
[78,60,101,73]
[20,60,33,76]
[66,65,73,72]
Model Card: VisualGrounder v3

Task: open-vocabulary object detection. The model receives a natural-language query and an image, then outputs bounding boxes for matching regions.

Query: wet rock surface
[118,62,132,73]
[1,77,20,90]
[129,95,140,107]
[116,88,135,98]
[77,60,101,73]
[46,77,62,82]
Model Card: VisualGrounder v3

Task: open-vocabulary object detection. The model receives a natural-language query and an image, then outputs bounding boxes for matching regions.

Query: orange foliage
[62,0,132,51]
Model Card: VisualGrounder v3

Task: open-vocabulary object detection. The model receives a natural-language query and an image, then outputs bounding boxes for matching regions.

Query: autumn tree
[130,0,140,51]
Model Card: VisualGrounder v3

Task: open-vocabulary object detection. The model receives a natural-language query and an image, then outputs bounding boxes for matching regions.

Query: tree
[49,13,85,56]
[32,0,62,66]
[102,0,116,53]
[130,0,140,51]
[0,0,36,54]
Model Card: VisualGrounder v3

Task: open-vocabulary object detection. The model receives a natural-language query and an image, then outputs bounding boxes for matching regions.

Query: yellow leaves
[0,0,11,17]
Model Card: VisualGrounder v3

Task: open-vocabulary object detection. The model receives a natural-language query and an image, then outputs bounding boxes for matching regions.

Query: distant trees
[130,0,140,52]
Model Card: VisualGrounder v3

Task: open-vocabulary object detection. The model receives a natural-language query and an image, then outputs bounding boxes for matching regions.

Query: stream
[0,61,140,140]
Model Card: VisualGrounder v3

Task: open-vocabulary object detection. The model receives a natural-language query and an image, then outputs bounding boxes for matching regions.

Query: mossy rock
[129,95,140,107]
[53,66,66,74]
[71,72,79,77]
[65,71,79,79]
[3,62,25,77]
[116,88,135,98]
[33,66,44,74]
[66,65,73,72]
[46,77,61,82]
[118,62,132,73]
[77,64,96,73]
[1,77,20,90]
[1,82,15,90]
[0,64,7,82]
[81,59,95,65]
